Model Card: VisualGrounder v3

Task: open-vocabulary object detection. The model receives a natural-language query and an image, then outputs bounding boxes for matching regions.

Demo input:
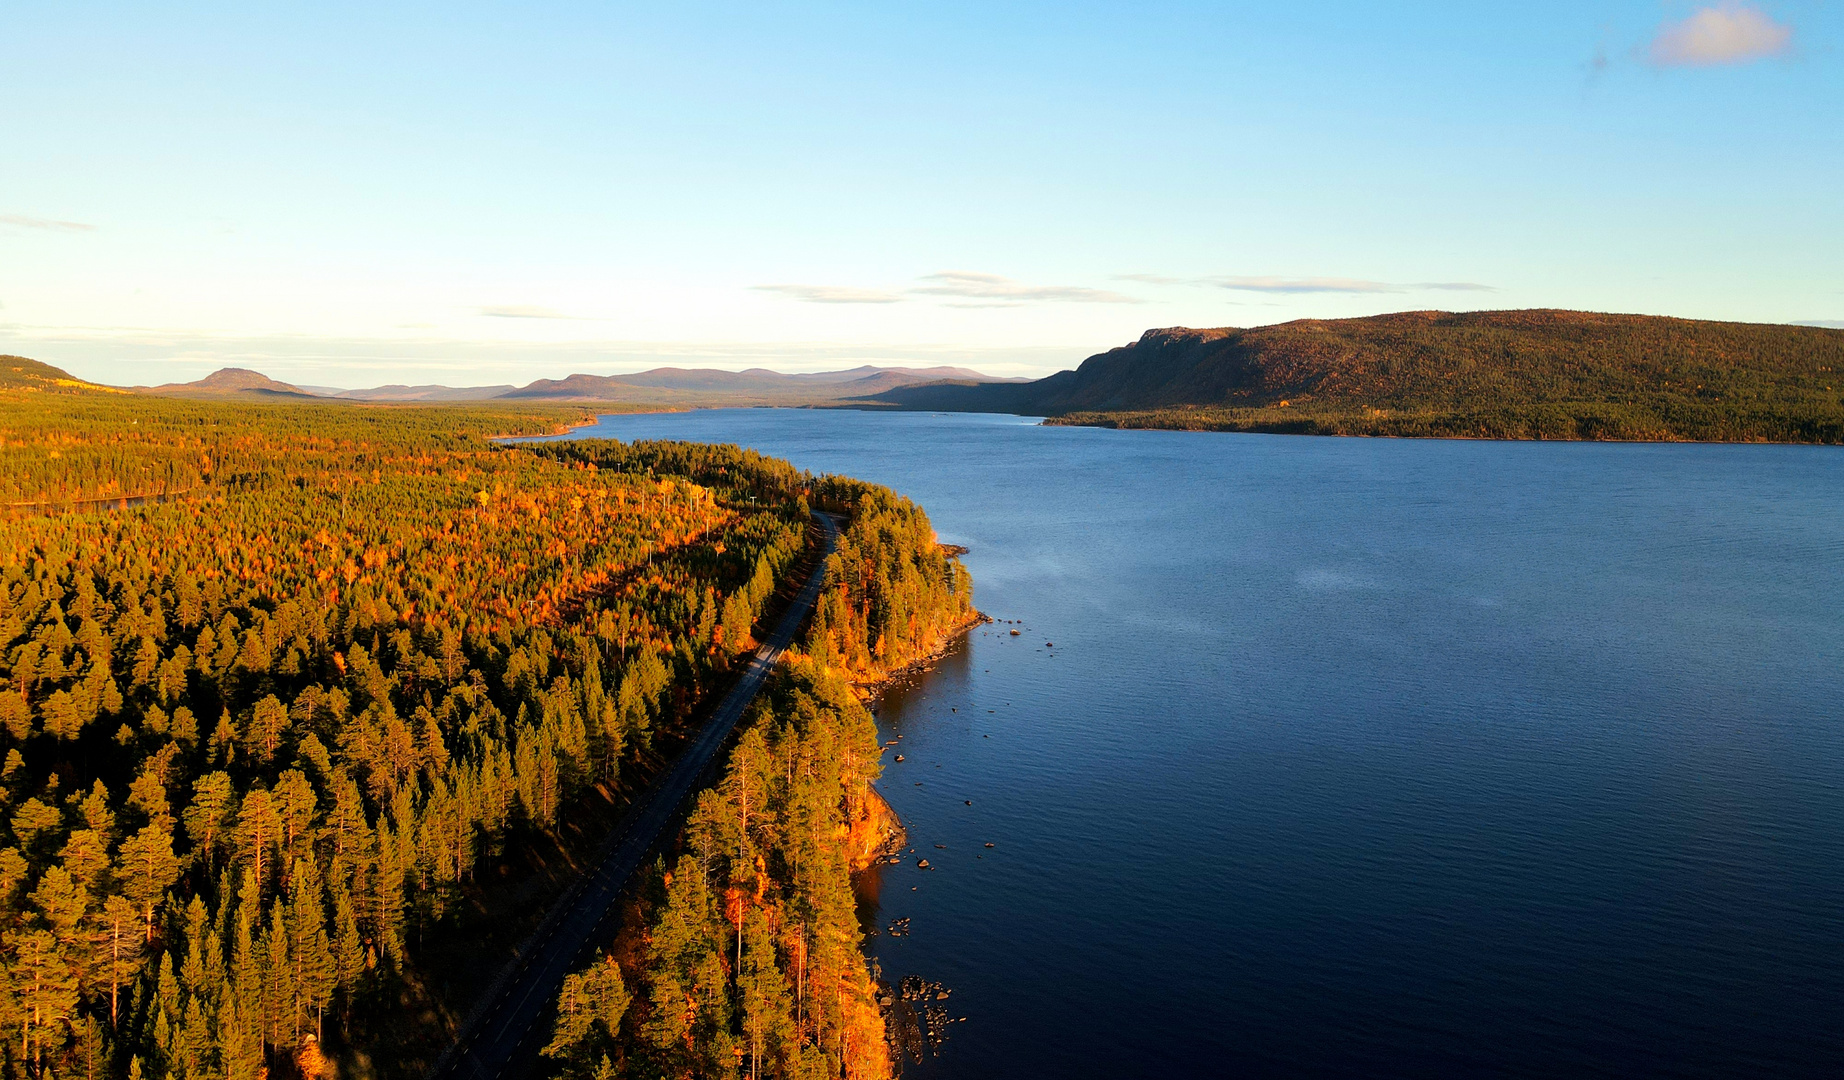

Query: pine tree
[236,789,283,890]
[286,859,337,1041]
[262,903,291,1048]
[328,882,366,1017]
[180,771,237,870]
[6,928,80,1074]
[95,895,142,1025]
[544,953,630,1074]
[115,824,181,942]
[224,876,265,1080]
[273,770,319,870]
[244,695,288,764]
[738,909,793,1080]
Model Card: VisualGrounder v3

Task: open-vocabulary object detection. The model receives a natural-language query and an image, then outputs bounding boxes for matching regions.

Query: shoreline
[1039,412,1844,446]
[528,404,1843,448]
[850,608,989,856]
[831,608,990,867]
[855,609,993,703]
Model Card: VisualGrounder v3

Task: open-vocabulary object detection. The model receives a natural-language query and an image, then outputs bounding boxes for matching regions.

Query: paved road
[430,512,840,1080]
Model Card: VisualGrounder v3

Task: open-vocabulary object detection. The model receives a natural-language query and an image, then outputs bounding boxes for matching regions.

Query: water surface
[546,410,1844,1078]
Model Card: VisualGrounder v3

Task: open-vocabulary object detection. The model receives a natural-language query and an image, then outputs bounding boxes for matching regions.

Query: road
[429,512,840,1080]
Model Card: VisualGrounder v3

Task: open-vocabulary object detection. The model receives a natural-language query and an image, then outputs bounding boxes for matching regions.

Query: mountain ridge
[91,363,1023,402]
[859,309,1844,442]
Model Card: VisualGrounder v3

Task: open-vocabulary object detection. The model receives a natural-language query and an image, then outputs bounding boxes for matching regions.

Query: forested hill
[0,358,117,395]
[864,310,1844,442]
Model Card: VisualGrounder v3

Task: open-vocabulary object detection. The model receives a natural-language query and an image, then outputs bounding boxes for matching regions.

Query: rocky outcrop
[845,784,906,870]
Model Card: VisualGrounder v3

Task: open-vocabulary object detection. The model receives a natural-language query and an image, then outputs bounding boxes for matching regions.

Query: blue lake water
[546,409,1844,1078]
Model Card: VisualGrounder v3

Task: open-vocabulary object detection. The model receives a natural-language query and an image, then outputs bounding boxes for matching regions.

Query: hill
[4,359,1022,406]
[0,355,121,394]
[493,364,1022,404]
[331,383,517,401]
[861,310,1844,442]
[143,366,321,399]
[316,365,1021,403]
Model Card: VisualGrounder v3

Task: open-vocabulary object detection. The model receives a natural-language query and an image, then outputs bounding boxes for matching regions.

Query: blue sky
[2,1,1838,385]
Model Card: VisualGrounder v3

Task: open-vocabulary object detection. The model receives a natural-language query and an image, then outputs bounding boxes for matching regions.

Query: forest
[0,387,975,1080]
[526,443,980,1080]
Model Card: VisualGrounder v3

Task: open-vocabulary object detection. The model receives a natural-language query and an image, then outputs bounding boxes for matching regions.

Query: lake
[541,409,1844,1078]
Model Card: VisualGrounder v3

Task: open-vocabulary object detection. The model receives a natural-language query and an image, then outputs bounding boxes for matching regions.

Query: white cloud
[751,284,905,304]
[480,305,575,319]
[1122,274,1493,294]
[1,214,95,232]
[911,271,1140,304]
[1795,319,1844,329]
[1648,5,1792,67]
[1212,276,1404,294]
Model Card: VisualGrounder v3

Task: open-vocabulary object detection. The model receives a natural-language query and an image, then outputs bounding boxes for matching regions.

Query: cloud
[1795,319,1844,329]
[751,284,905,304]
[1,214,96,233]
[1122,274,1493,294]
[1211,276,1405,294]
[480,305,575,319]
[1648,4,1792,67]
[910,271,1140,304]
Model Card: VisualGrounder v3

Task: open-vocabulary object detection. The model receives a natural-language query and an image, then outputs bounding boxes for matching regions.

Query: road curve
[429,512,840,1080]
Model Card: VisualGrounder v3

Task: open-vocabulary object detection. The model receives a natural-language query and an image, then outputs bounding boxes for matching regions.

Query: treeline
[1050,399,1844,442]
[0,397,827,1080]
[543,477,976,1080]
[0,392,579,507]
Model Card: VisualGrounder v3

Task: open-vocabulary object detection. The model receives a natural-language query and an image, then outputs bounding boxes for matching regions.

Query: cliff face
[1031,326,1240,412]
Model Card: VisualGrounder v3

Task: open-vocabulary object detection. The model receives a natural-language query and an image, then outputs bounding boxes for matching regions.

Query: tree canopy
[1,394,947,1080]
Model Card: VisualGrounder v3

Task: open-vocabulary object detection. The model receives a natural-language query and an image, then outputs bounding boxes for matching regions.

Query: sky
[2,1,1840,387]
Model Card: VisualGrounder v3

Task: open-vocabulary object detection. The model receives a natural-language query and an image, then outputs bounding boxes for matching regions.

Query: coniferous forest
[525,441,979,1080]
[0,388,976,1080]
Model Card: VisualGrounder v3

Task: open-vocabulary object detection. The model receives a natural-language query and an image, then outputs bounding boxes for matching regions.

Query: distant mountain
[859,310,1844,443]
[143,367,320,399]
[292,365,1020,402]
[333,384,517,402]
[4,359,1022,406]
[495,365,1023,402]
[492,374,627,400]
